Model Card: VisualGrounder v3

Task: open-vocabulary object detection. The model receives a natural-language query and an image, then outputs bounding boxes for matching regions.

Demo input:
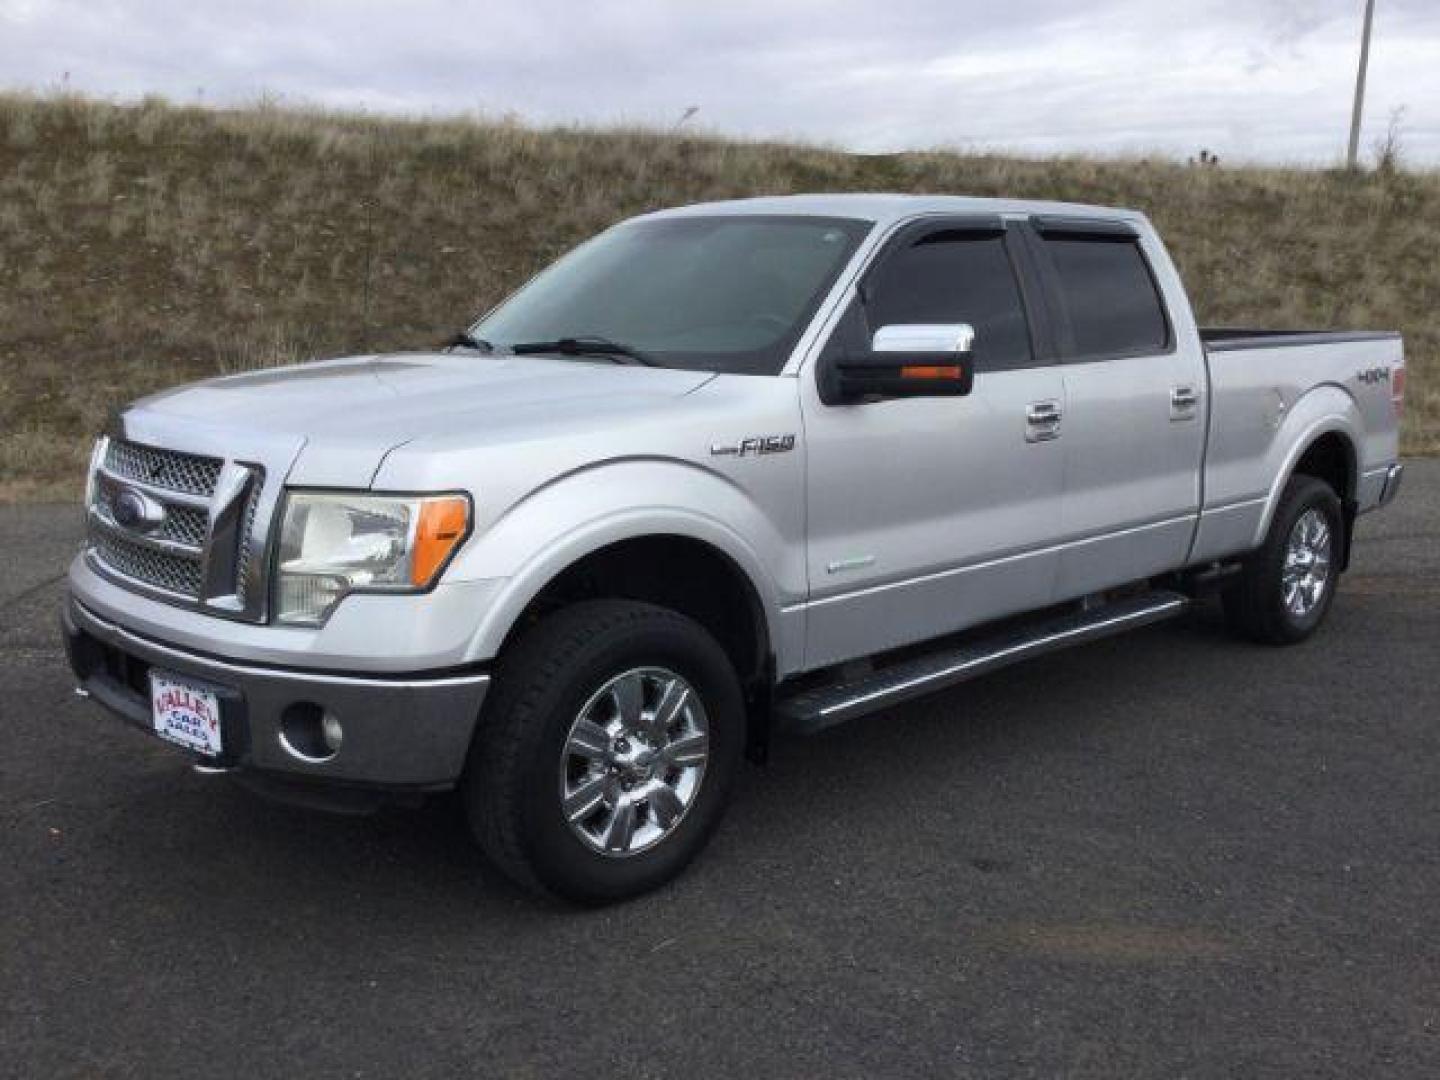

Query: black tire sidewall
[1255,477,1343,642]
[512,607,744,904]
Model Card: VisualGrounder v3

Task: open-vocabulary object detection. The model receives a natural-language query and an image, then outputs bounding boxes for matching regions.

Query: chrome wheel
[559,667,709,857]
[1282,508,1333,618]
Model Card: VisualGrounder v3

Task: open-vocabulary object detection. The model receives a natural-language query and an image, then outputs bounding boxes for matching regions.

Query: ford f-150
[63,195,1406,902]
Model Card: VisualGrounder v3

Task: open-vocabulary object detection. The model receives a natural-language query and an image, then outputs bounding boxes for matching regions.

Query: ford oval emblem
[112,486,167,532]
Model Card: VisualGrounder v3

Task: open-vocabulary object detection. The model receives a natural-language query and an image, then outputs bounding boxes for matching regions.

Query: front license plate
[150,672,223,755]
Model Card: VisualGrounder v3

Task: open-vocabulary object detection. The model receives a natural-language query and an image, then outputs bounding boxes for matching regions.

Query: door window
[1038,236,1170,358]
[865,230,1033,371]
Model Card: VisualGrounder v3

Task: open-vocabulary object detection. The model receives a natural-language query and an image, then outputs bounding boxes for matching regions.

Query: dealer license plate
[149,671,223,755]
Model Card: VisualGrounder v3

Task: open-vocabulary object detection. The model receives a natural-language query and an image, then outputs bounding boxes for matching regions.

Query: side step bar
[776,591,1190,735]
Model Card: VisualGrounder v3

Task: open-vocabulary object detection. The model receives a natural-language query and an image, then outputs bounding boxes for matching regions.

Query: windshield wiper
[507,335,659,367]
[445,330,494,353]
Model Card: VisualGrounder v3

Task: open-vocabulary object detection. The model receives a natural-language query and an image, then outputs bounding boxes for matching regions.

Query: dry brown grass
[2,92,1435,501]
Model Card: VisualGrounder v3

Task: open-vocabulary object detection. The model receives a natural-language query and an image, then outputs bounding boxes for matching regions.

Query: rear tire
[1223,474,1343,645]
[463,600,744,904]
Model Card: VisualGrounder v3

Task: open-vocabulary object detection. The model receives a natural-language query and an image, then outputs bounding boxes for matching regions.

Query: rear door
[1022,217,1205,598]
[799,216,1068,668]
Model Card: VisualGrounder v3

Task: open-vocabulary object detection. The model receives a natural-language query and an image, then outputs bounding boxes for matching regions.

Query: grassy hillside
[1,92,1435,500]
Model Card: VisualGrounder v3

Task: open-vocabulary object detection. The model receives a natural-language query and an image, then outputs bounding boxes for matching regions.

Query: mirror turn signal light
[900,364,964,381]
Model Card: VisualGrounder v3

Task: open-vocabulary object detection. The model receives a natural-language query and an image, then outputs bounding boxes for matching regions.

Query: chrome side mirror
[829,323,977,403]
[871,323,976,356]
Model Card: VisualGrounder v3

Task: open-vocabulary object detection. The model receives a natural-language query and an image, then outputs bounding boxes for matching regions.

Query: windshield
[473,214,871,375]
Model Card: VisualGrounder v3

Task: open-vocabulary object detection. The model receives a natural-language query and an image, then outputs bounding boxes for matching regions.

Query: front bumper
[63,597,490,797]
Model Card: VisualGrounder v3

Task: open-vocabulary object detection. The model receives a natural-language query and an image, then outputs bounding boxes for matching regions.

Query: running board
[776,591,1190,735]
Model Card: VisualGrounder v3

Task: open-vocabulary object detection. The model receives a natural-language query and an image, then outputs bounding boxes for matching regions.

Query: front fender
[446,459,804,672]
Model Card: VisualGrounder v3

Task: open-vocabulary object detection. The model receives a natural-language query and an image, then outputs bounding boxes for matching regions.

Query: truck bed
[1200,327,1402,352]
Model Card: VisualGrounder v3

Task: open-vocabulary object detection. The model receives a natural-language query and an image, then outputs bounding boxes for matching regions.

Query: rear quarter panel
[1190,336,1402,563]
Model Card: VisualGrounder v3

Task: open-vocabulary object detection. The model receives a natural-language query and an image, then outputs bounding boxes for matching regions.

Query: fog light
[278,702,341,763]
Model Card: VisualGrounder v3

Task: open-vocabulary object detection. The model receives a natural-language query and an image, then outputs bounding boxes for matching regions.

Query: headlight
[273,491,471,626]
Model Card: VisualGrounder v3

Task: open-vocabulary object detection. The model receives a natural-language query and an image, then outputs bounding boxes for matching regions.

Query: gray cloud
[2,0,1436,164]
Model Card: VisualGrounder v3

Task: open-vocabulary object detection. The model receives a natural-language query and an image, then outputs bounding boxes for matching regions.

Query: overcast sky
[2,0,1436,165]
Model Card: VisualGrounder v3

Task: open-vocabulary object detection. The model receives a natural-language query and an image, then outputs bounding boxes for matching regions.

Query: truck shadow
[94,598,1307,926]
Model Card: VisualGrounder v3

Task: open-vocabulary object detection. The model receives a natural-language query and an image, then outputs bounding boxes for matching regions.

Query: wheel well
[1292,431,1358,569]
[1292,432,1356,502]
[506,535,771,694]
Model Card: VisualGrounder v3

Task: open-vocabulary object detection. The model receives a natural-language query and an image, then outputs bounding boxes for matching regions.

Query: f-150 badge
[710,434,796,457]
[1357,367,1391,385]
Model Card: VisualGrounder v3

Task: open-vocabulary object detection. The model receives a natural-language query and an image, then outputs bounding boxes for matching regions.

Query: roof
[643,193,1144,226]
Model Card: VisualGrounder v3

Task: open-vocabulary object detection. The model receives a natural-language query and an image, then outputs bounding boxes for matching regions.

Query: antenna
[359,139,376,352]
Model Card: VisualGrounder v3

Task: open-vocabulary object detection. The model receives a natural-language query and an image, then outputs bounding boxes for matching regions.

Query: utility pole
[1346,0,1377,168]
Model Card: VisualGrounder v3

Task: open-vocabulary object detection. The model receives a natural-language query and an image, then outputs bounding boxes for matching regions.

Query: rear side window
[866,230,1032,371]
[1040,236,1169,358]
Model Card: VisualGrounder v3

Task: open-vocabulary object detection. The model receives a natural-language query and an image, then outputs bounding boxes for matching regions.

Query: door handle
[1170,385,1199,421]
[1026,400,1062,442]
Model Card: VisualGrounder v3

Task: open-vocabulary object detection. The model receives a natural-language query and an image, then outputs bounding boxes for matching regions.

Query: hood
[130,352,715,486]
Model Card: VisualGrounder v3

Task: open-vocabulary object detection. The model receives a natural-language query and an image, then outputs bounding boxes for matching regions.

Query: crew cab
[63,195,1406,903]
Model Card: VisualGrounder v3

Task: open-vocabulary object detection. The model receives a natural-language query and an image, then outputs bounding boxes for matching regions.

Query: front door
[799,217,1068,670]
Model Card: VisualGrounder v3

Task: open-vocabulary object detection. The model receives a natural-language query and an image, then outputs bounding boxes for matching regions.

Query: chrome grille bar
[199,461,261,613]
[89,505,205,560]
[93,482,209,549]
[94,463,211,510]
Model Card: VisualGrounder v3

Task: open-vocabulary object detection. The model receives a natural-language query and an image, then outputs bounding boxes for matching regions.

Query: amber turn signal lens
[900,364,963,380]
[411,496,470,587]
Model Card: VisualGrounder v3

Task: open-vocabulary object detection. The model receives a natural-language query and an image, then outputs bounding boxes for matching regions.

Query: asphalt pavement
[2,466,1438,1079]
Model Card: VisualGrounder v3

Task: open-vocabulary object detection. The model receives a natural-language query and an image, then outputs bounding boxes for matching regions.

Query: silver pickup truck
[64,195,1406,902]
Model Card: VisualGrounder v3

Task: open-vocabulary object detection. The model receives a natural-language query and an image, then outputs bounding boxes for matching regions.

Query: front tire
[1223,474,1343,645]
[463,600,744,904]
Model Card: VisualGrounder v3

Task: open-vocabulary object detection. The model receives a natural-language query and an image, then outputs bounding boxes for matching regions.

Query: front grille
[105,439,222,497]
[92,530,204,597]
[87,437,270,618]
